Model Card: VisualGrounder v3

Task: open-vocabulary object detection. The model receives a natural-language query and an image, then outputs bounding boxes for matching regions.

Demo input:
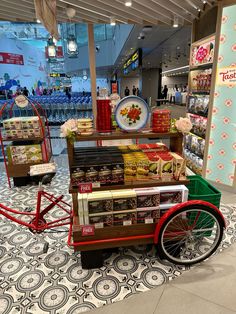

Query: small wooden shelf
[2,136,44,142]
[69,178,189,194]
[189,63,213,71]
[7,159,51,177]
[73,130,182,142]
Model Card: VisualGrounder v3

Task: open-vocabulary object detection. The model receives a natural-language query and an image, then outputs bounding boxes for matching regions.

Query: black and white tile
[0,168,235,314]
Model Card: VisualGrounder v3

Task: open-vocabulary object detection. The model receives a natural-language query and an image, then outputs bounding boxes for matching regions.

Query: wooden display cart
[0,97,52,188]
[66,130,189,268]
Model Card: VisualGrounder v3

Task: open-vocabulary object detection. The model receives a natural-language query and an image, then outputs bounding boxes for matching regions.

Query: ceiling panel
[0,0,217,25]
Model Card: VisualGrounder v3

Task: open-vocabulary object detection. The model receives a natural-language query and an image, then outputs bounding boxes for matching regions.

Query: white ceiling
[0,0,217,25]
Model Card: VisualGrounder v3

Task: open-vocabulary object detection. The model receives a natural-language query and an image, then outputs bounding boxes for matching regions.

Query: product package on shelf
[112,190,137,211]
[113,211,137,226]
[188,113,207,138]
[7,144,43,165]
[89,213,113,228]
[2,117,44,140]
[187,95,209,117]
[159,185,188,209]
[137,209,160,224]
[183,148,203,175]
[152,109,171,133]
[184,133,205,159]
[87,191,113,214]
[170,153,187,181]
[190,68,212,92]
[96,99,112,133]
[77,118,94,136]
[135,187,160,210]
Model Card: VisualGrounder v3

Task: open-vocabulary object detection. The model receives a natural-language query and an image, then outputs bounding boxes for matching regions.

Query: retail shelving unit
[0,98,52,188]
[66,131,189,257]
[184,34,216,175]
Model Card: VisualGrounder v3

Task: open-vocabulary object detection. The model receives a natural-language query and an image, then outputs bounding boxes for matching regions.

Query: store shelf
[187,111,208,118]
[189,131,205,140]
[72,130,182,142]
[2,136,44,142]
[189,63,213,71]
[190,90,210,94]
[69,178,190,193]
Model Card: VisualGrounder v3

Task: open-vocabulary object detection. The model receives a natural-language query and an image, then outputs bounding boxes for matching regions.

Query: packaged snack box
[113,211,137,226]
[146,152,161,179]
[134,187,160,209]
[89,213,113,228]
[123,154,136,181]
[170,152,186,180]
[158,152,173,181]
[7,144,43,165]
[112,190,137,211]
[137,209,160,224]
[158,185,188,208]
[87,191,113,214]
[3,118,21,130]
[78,194,85,226]
[133,152,149,180]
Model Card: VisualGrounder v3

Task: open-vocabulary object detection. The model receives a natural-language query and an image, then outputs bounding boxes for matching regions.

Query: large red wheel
[155,201,225,265]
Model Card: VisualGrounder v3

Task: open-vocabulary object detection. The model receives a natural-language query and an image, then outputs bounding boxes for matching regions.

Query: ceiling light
[173,16,179,28]
[198,8,201,12]
[36,19,41,23]
[130,47,134,50]
[125,0,132,7]
[110,17,116,26]
[202,0,207,3]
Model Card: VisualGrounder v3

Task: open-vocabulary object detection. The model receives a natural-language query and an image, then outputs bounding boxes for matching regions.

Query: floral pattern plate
[115,96,149,131]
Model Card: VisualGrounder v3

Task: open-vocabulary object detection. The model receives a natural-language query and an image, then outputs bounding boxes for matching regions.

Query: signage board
[217,66,236,86]
[0,52,24,65]
[123,49,142,75]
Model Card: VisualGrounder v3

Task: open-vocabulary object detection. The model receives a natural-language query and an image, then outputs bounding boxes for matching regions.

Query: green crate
[186,176,221,236]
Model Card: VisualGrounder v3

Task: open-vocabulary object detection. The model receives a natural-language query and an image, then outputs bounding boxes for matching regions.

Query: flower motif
[214,91,220,98]
[175,117,192,134]
[231,159,236,166]
[218,55,224,63]
[211,124,216,130]
[220,34,226,44]
[206,169,212,175]
[232,44,236,52]
[217,163,224,170]
[212,107,219,115]
[225,99,232,107]
[222,15,228,24]
[219,149,226,156]
[223,117,230,124]
[228,84,234,88]
[233,143,236,150]
[229,174,234,181]
[209,139,215,145]
[207,155,213,160]
[221,132,229,140]
[215,178,222,183]
[231,63,236,67]
[120,108,128,116]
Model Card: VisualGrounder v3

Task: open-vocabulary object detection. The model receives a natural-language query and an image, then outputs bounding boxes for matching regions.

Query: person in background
[175,84,178,92]
[97,86,100,97]
[43,88,47,95]
[124,86,130,97]
[132,85,137,95]
[136,87,140,97]
[32,88,35,96]
[65,87,71,101]
[162,85,168,99]
[23,86,29,97]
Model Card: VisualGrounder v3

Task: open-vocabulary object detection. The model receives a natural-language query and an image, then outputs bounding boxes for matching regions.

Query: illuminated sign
[49,73,67,78]
[123,49,142,75]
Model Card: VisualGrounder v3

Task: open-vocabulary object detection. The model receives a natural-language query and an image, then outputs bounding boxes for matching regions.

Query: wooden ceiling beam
[60,0,131,24]
[151,0,194,23]
[168,0,199,17]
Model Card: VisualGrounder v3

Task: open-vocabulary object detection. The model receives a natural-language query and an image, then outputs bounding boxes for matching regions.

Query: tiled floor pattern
[0,168,235,314]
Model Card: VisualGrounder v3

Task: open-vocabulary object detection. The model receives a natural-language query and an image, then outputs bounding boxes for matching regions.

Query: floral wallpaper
[206,5,236,186]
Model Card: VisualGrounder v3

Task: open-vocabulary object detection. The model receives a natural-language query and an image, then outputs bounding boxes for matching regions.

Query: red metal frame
[0,97,52,188]
[0,189,72,232]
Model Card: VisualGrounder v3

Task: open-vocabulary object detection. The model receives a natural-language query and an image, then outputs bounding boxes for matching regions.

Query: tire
[157,204,224,265]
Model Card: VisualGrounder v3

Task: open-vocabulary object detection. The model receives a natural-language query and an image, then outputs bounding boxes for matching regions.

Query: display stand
[66,130,189,268]
[0,97,52,188]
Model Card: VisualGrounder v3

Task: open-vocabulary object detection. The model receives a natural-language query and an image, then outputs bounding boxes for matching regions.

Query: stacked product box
[7,144,44,165]
[77,185,188,228]
[152,109,171,133]
[2,117,44,140]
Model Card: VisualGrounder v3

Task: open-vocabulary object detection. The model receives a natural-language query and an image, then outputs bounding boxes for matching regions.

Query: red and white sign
[82,225,95,236]
[217,66,236,86]
[45,46,64,59]
[78,183,92,194]
[0,52,24,65]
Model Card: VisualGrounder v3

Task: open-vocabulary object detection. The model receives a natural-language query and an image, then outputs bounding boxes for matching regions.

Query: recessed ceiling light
[36,19,41,23]
[110,17,116,26]
[198,8,201,12]
[173,16,178,28]
[130,47,134,50]
[125,0,132,7]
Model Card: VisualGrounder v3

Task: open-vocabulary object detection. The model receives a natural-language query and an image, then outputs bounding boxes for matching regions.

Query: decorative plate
[115,96,149,131]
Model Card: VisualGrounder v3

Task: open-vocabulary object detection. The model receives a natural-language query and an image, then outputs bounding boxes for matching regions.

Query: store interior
[0,1,236,314]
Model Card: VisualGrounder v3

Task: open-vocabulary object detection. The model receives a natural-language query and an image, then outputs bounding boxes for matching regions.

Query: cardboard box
[7,144,43,165]
[158,185,189,209]
[113,211,137,226]
[87,191,113,214]
[137,209,160,224]
[89,213,113,228]
[170,152,186,180]
[112,190,137,211]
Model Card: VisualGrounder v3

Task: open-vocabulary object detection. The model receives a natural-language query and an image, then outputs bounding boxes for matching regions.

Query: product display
[183,148,203,175]
[190,68,212,92]
[115,96,149,131]
[77,186,188,228]
[152,109,171,133]
[2,116,43,140]
[190,36,215,67]
[188,113,207,138]
[184,133,205,159]
[187,95,209,117]
[7,144,43,165]
[77,118,94,135]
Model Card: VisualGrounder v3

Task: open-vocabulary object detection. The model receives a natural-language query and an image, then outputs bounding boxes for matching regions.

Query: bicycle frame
[0,183,72,232]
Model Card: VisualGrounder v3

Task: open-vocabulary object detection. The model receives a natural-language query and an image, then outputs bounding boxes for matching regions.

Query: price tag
[30,163,56,176]
[82,225,95,236]
[123,220,132,226]
[145,218,154,224]
[78,183,92,194]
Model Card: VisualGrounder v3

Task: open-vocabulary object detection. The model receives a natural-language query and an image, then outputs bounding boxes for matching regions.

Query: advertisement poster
[217,66,236,86]
[0,52,24,65]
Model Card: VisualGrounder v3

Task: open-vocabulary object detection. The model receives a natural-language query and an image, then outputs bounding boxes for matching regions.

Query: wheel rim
[160,208,222,264]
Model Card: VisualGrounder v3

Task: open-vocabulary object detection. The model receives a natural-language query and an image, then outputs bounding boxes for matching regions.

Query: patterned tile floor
[0,168,235,314]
